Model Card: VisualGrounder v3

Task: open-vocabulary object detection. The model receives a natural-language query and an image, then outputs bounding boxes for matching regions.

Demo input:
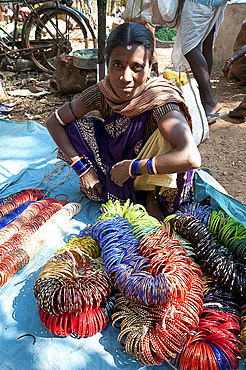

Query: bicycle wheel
[21,4,97,73]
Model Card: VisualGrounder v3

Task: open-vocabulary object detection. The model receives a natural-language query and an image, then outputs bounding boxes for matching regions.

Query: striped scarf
[98,75,192,130]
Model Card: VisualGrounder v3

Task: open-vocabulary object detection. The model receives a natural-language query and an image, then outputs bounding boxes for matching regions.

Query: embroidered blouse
[80,84,180,144]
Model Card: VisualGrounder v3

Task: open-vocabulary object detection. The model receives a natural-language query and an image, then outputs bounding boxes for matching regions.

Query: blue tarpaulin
[0,118,245,370]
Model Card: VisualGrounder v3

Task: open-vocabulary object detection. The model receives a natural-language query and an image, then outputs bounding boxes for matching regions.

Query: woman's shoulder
[80,83,102,97]
[80,83,109,116]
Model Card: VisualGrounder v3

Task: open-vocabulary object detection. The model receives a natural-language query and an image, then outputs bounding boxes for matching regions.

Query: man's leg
[202,27,215,76]
[185,41,220,114]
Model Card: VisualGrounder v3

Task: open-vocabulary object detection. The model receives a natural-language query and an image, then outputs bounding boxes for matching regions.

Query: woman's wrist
[129,159,141,177]
[71,156,91,177]
[129,157,159,177]
[71,156,82,166]
[225,57,235,65]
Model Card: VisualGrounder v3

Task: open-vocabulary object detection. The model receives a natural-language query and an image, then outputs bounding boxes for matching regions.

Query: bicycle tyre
[21,4,97,73]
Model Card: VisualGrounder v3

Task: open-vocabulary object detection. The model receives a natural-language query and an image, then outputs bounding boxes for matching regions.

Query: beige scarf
[98,75,192,130]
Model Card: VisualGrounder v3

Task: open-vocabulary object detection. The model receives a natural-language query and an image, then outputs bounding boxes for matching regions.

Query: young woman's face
[107,44,151,100]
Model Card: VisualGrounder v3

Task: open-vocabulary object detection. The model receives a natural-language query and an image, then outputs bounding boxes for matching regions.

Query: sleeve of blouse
[152,103,181,123]
[80,84,103,112]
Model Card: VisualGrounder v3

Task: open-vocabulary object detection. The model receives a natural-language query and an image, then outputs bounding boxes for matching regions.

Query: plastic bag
[194,169,246,227]
[179,77,209,146]
[123,0,152,24]
[155,0,182,28]
[156,0,178,22]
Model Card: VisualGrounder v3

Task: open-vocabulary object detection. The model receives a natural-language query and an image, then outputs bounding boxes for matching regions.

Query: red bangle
[152,156,159,175]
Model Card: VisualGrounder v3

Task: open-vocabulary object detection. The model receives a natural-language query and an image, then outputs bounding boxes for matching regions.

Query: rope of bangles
[82,215,169,305]
[0,189,44,218]
[0,202,82,287]
[170,212,246,300]
[33,235,113,338]
[112,262,203,367]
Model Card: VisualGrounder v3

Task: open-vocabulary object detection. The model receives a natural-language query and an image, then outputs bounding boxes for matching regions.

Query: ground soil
[0,46,245,205]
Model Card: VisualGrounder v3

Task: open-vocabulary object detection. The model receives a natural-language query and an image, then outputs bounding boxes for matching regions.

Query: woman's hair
[106,22,154,66]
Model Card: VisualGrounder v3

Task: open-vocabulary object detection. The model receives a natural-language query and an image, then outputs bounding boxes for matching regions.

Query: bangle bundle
[71,157,91,177]
[146,157,158,175]
[0,190,27,206]
[179,310,242,369]
[33,234,112,338]
[210,210,246,260]
[38,306,107,338]
[0,201,33,229]
[0,189,44,218]
[0,199,68,262]
[0,202,82,287]
[0,187,82,287]
[203,285,241,317]
[175,202,213,227]
[172,212,246,300]
[0,198,53,245]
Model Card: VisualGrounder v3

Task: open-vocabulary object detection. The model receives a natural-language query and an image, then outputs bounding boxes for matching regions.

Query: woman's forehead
[109,44,149,63]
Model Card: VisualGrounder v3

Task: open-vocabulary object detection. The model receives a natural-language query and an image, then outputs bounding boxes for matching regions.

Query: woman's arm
[46,96,103,195]
[110,110,201,186]
[145,110,201,173]
[46,96,90,162]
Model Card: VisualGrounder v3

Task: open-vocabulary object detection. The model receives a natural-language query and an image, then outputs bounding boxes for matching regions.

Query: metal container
[73,49,98,69]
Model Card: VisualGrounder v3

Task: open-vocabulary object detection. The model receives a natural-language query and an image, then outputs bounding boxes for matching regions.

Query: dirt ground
[0,46,245,205]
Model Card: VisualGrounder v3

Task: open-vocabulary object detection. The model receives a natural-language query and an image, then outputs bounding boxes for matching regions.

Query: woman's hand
[80,167,103,196]
[222,62,231,78]
[110,159,132,187]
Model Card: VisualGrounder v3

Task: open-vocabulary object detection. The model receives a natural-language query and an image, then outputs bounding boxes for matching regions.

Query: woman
[46,22,201,220]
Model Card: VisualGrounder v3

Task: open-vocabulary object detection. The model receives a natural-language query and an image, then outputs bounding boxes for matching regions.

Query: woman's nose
[122,66,133,82]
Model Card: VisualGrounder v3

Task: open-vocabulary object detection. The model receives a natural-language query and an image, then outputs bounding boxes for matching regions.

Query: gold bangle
[225,57,234,65]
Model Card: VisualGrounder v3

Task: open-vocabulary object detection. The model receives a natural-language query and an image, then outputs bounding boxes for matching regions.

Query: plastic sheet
[0,118,245,370]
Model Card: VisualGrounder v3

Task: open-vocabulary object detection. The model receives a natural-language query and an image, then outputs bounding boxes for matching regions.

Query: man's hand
[222,62,231,78]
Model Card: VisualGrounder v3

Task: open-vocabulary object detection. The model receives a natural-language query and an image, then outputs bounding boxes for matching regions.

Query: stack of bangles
[71,157,91,178]
[129,157,158,178]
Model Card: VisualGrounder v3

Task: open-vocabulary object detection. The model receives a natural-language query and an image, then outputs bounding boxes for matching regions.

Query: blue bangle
[131,159,141,177]
[71,159,88,176]
[147,157,154,175]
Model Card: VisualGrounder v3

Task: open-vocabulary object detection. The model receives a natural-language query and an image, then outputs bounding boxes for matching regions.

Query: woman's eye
[132,64,143,72]
[113,62,123,69]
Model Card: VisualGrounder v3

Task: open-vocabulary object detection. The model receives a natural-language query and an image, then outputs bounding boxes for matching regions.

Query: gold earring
[120,76,123,80]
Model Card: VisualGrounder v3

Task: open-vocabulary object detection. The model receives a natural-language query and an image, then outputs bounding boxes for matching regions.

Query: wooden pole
[97,0,106,81]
